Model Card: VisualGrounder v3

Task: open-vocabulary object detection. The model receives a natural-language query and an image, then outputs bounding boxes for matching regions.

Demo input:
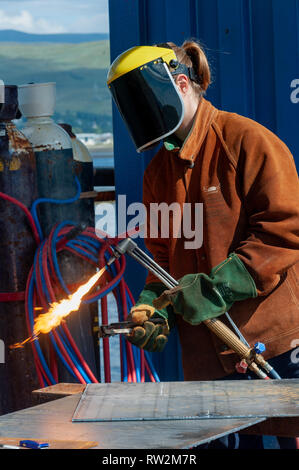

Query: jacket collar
[164,97,217,164]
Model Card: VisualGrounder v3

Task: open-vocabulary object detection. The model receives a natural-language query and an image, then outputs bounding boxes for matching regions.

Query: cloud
[0,9,66,33]
[70,13,109,34]
[0,1,109,34]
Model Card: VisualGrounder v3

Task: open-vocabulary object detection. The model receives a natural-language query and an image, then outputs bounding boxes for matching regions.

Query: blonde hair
[167,39,211,94]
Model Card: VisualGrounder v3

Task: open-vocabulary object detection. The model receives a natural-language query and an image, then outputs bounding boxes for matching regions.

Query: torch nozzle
[106,255,116,266]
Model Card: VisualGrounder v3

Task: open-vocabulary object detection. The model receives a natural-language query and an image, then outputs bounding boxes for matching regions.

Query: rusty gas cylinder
[0,85,39,414]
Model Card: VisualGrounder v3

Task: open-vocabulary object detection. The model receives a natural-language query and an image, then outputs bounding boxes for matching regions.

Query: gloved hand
[153,253,257,325]
[126,303,170,352]
[126,283,174,352]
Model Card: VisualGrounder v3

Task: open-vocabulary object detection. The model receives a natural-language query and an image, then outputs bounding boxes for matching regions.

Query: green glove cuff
[169,253,257,325]
[210,253,258,303]
[135,282,176,329]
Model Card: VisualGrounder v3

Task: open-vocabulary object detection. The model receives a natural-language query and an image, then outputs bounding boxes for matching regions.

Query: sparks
[11,266,107,349]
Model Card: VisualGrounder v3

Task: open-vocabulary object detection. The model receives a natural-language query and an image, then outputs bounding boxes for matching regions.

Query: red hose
[101,297,111,383]
[61,322,98,383]
[140,350,145,382]
[98,247,111,382]
[50,341,58,383]
[0,292,25,301]
[124,284,145,377]
[0,191,40,244]
[52,329,86,384]
[125,341,132,382]
[2,192,155,386]
[41,232,98,383]
[119,277,137,382]
[25,268,49,387]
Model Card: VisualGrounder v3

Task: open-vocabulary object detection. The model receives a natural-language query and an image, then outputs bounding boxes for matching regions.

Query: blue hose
[28,178,161,384]
[27,274,56,385]
[268,368,282,380]
[31,176,82,240]
[36,237,92,382]
[144,351,160,383]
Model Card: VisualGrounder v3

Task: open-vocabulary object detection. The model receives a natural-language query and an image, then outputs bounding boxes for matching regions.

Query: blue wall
[108,0,299,381]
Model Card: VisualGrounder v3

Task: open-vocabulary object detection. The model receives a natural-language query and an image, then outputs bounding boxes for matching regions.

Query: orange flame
[11,266,106,349]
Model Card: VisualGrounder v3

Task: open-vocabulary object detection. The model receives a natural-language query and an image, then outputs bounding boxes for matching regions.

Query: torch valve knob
[235,359,248,374]
[254,342,266,354]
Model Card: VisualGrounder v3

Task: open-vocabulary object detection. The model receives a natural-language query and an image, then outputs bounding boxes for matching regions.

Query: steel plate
[72,379,299,422]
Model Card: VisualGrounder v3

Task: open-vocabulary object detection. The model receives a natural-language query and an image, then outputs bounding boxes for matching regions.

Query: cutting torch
[104,237,281,380]
[98,317,166,338]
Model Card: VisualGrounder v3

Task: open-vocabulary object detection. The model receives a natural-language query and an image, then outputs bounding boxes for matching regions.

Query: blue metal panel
[108,0,299,381]
[250,0,277,131]
[271,0,299,159]
[215,0,255,116]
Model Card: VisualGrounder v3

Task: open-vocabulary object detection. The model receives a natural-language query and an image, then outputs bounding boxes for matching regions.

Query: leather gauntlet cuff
[135,282,176,329]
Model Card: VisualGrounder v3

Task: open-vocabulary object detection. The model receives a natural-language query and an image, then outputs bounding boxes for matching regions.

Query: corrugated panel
[108,0,299,381]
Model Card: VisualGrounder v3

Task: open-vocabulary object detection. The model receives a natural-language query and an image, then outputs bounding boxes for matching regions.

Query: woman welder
[107,40,299,448]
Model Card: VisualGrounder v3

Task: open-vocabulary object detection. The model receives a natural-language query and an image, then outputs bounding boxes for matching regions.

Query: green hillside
[0,41,112,133]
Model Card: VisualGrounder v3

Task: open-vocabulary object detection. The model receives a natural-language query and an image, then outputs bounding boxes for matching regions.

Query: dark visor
[109,61,184,152]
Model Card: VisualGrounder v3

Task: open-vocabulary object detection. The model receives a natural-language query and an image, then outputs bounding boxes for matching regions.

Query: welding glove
[153,253,257,325]
[126,283,175,352]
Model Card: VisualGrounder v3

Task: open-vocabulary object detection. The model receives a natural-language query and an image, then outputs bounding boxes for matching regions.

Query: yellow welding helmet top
[107,45,184,153]
[107,46,177,85]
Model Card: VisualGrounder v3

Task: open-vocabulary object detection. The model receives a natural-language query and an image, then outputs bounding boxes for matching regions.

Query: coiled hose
[0,178,160,387]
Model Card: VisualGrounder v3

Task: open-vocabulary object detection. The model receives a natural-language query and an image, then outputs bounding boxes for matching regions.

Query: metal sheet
[0,394,266,449]
[72,379,299,422]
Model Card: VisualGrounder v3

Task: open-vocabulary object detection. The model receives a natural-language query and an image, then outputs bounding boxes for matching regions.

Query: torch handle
[112,238,271,378]
[203,318,250,358]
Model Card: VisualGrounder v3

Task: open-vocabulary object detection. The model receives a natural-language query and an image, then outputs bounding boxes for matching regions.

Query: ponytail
[182,40,211,92]
[166,39,211,94]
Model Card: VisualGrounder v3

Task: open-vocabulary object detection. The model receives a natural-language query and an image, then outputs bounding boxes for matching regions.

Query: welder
[107,41,299,448]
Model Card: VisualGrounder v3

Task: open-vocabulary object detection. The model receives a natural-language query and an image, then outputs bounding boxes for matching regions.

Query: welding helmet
[107,45,186,153]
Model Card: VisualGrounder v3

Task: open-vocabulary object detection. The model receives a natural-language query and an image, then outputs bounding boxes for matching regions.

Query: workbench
[0,380,298,449]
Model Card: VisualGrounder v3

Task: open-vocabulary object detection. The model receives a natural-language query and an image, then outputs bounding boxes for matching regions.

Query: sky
[0,0,109,34]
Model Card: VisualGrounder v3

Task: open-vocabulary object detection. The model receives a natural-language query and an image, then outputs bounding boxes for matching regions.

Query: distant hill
[0,40,112,134]
[0,30,109,43]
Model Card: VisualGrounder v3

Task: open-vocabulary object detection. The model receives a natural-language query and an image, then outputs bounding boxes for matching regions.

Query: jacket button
[201,254,206,260]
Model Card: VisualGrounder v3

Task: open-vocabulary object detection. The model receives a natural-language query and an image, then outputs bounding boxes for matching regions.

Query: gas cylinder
[59,123,95,227]
[18,82,100,382]
[18,82,77,235]
[58,123,99,377]
[0,85,39,414]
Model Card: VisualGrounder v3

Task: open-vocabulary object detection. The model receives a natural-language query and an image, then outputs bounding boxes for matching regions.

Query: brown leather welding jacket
[142,97,299,381]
